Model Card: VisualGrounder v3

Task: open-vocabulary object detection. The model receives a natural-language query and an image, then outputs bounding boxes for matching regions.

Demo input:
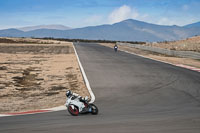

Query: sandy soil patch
[0,40,89,113]
[100,43,200,69]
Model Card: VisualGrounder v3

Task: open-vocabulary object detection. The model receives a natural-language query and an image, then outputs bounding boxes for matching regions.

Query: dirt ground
[0,38,89,113]
[100,43,200,69]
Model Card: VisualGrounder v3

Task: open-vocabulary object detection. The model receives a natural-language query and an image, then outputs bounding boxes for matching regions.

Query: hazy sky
[0,0,200,29]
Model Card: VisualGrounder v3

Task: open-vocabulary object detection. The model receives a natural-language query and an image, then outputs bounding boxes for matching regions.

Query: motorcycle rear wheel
[68,104,79,116]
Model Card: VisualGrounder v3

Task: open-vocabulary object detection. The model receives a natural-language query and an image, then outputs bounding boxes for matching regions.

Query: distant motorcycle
[114,44,118,52]
[65,92,98,116]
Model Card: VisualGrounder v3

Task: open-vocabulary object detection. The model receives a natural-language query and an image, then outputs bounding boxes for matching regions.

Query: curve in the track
[0,43,200,133]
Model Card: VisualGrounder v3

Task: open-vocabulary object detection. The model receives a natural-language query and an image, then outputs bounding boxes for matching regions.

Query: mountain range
[0,19,200,42]
[17,25,71,32]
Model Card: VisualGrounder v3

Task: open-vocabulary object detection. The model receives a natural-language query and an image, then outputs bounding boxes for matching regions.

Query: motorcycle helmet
[66,90,72,97]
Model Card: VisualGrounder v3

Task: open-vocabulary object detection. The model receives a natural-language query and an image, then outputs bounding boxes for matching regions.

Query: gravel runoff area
[100,43,200,69]
[0,38,89,113]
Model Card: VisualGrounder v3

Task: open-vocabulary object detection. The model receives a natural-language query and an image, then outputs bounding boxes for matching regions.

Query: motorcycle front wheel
[68,104,79,116]
[89,104,98,115]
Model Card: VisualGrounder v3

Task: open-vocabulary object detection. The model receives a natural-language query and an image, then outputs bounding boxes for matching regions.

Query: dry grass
[0,38,89,113]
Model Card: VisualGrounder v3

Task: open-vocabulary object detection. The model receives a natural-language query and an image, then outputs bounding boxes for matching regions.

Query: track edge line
[73,43,95,103]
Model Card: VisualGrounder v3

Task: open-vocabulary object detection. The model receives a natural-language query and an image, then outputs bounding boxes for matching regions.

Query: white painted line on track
[0,114,11,117]
[175,64,200,72]
[73,43,95,103]
[0,104,66,118]
[43,105,66,111]
[0,110,50,118]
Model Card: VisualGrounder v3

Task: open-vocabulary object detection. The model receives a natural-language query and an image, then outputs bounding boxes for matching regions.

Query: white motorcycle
[65,92,98,116]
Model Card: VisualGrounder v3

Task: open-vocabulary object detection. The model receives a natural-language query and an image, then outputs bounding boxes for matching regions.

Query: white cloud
[79,5,150,27]
[106,5,198,27]
[68,5,198,28]
[108,5,140,24]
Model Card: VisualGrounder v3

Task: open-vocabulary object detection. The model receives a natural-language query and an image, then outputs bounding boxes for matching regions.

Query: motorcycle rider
[65,90,98,115]
[66,90,89,103]
[114,44,118,52]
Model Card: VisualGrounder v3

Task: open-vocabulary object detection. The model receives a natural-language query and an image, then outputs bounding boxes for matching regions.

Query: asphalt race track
[0,43,200,133]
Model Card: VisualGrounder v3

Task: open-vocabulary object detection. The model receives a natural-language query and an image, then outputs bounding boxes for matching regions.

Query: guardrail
[117,42,200,60]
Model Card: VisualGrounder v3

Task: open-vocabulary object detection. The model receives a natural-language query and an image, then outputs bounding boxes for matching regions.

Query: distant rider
[114,44,118,52]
